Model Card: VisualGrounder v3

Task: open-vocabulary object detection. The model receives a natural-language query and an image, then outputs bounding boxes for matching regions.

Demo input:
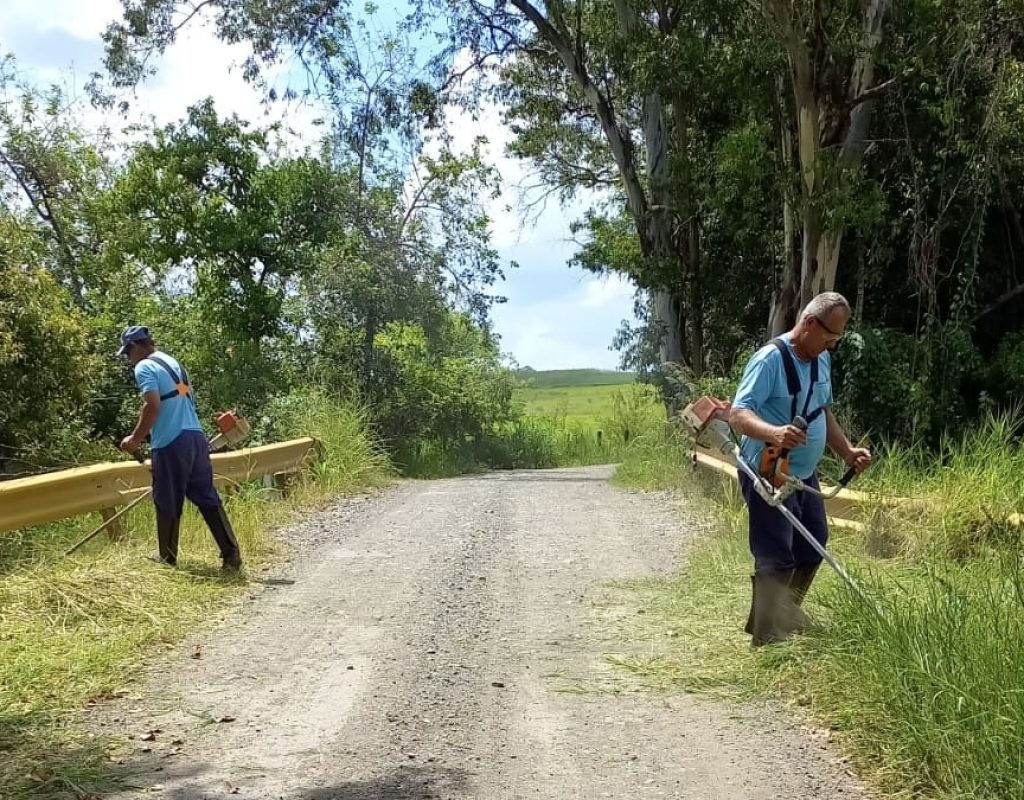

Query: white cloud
[130,23,322,144]
[1,0,120,41]
[492,271,636,370]
[0,2,323,151]
[579,273,634,309]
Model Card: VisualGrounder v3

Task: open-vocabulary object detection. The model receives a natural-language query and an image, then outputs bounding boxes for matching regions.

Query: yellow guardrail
[691,444,913,532]
[0,438,320,535]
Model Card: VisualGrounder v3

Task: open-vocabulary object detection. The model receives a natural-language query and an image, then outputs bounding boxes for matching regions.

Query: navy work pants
[738,471,829,575]
[151,430,222,520]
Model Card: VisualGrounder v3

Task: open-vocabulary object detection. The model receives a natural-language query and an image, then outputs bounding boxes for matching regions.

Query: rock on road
[99,465,863,800]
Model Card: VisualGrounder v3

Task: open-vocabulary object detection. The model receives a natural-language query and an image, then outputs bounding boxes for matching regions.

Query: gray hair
[801,292,851,321]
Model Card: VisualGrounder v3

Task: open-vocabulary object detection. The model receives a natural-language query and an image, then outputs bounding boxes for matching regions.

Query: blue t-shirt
[731,334,833,479]
[133,351,204,450]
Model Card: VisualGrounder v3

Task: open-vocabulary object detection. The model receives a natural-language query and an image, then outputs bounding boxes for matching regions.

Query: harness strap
[771,339,821,423]
[146,355,193,403]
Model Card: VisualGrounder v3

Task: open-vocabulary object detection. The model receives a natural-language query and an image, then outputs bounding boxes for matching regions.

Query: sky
[0,1,638,371]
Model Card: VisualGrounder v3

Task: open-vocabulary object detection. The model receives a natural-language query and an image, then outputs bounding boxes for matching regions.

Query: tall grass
[0,390,391,800]
[614,412,1024,799]
[397,383,663,478]
[398,416,623,478]
[793,556,1024,798]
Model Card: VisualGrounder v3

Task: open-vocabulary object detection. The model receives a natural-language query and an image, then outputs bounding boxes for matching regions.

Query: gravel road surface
[96,465,863,800]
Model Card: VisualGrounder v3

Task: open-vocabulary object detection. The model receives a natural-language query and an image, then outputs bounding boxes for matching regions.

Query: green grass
[519,382,658,430]
[0,390,392,800]
[514,367,635,389]
[612,414,1024,800]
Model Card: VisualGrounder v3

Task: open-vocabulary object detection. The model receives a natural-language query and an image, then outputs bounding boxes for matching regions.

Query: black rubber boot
[783,564,820,635]
[199,505,242,569]
[744,574,756,635]
[155,514,180,566]
[790,564,820,605]
[749,571,792,647]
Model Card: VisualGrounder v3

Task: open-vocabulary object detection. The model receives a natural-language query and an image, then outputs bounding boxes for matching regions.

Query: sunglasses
[813,315,844,339]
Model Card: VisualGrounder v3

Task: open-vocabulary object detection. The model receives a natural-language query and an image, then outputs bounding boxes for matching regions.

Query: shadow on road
[154,764,471,800]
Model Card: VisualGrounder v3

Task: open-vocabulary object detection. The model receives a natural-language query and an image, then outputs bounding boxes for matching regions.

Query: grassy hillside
[520,383,658,429]
[515,368,636,389]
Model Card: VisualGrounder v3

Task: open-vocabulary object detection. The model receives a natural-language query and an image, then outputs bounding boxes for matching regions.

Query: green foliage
[987,331,1024,403]
[833,323,982,445]
[0,39,515,472]
[0,252,98,465]
[115,99,342,342]
[370,314,517,446]
[400,381,662,477]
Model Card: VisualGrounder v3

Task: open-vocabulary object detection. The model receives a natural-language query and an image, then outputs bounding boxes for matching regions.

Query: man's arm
[825,408,871,472]
[730,408,807,449]
[730,352,807,449]
[120,391,161,453]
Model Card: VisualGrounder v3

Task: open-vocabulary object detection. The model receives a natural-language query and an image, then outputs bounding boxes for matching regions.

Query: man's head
[117,325,156,365]
[794,292,851,357]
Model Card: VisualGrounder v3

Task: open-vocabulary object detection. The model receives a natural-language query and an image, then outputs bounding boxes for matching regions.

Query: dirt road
[98,466,862,799]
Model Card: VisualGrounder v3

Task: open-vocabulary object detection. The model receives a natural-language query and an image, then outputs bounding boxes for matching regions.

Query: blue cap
[116,325,151,357]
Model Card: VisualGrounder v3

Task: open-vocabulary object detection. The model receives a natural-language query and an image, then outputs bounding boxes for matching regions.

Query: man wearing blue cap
[117,326,242,569]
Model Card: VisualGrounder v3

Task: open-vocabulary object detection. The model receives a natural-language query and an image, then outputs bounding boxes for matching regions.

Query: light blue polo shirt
[731,334,833,479]
[133,351,204,450]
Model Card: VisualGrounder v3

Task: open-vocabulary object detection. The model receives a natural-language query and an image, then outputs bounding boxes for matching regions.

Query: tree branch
[508,0,651,250]
[849,67,913,109]
[972,283,1024,323]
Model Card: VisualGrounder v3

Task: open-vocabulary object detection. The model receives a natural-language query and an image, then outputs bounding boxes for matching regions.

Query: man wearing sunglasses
[729,292,871,646]
[117,325,243,570]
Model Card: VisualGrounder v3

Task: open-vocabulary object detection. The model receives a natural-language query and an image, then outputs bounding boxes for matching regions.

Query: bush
[833,322,981,446]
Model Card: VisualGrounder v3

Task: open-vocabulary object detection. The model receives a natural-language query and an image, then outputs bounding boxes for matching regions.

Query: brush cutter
[682,398,872,604]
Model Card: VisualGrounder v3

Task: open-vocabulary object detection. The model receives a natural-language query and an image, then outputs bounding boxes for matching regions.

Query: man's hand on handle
[844,447,872,474]
[119,435,142,454]
[772,424,808,450]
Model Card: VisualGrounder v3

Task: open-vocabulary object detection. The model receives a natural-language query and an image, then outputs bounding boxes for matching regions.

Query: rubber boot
[790,564,820,605]
[199,505,242,569]
[749,571,792,646]
[155,514,180,566]
[783,564,820,635]
[744,575,756,635]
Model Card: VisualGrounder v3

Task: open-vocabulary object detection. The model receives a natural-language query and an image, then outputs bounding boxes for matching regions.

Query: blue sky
[0,1,637,370]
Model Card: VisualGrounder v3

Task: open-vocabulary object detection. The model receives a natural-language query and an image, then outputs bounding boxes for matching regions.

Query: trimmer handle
[778,415,808,464]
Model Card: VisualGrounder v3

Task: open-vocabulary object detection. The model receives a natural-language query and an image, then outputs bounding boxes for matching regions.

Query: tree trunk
[511,0,700,372]
[653,289,684,364]
[769,73,800,336]
[767,0,891,310]
[817,0,892,292]
[685,215,703,374]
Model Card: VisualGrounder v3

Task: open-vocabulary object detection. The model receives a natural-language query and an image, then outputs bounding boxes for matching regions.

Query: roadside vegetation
[614,410,1024,800]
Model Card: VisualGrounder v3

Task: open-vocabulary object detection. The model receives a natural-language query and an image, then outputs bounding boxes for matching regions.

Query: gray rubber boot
[744,575,756,635]
[790,564,820,605]
[782,564,820,635]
